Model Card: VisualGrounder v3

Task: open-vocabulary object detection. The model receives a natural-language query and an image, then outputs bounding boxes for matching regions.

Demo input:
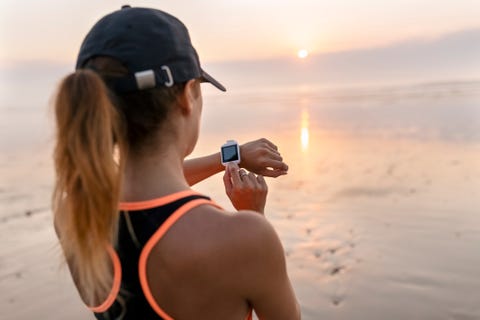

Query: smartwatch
[221,140,241,165]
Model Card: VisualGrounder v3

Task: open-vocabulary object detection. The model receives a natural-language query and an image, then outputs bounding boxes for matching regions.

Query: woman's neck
[121,145,190,202]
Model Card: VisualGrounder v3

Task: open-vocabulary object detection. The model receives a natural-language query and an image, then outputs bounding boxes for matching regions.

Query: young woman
[53,6,300,320]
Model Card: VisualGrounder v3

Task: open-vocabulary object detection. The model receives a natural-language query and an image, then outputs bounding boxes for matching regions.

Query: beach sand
[1,81,479,319]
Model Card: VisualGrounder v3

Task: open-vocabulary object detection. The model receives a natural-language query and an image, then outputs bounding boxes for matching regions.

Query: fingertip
[269,169,288,178]
[260,170,274,178]
[227,162,238,172]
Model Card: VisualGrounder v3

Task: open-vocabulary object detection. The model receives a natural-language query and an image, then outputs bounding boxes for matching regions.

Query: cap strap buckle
[161,65,174,87]
[134,66,174,90]
[134,70,156,90]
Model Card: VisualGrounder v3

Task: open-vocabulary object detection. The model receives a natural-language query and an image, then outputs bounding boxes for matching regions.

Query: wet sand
[196,131,480,320]
[1,81,480,319]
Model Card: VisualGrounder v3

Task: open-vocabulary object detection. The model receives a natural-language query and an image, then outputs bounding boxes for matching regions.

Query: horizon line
[1,26,479,69]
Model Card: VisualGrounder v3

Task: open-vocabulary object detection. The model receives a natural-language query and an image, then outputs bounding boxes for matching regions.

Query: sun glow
[297,49,309,59]
[301,109,309,151]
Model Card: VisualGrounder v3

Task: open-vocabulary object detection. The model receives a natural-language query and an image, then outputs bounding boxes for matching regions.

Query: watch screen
[222,145,239,162]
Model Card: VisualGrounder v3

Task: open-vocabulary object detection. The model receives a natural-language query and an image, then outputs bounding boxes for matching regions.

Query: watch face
[221,144,239,163]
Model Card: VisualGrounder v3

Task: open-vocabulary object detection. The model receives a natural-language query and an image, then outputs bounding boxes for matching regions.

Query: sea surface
[1,77,479,319]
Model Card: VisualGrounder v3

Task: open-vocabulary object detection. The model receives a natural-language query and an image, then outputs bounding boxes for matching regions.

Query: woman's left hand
[240,138,289,178]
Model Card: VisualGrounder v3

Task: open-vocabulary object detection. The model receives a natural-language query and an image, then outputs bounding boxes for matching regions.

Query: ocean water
[1,75,479,319]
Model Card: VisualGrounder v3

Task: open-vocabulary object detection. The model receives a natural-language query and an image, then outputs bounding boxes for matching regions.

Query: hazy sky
[1,0,479,66]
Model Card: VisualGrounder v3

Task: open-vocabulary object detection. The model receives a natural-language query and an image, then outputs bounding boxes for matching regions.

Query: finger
[256,174,268,189]
[262,159,289,172]
[227,163,242,186]
[248,171,256,177]
[259,168,288,178]
[261,138,278,151]
[238,169,249,181]
[268,148,282,157]
[238,171,254,188]
[265,150,283,162]
[264,143,281,156]
[223,166,233,193]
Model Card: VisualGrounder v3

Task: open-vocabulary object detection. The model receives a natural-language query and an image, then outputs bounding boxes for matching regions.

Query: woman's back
[89,190,296,319]
[122,192,252,319]
[91,191,252,319]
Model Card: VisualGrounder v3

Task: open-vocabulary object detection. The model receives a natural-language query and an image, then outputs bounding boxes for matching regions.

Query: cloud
[205,28,480,88]
[2,28,479,90]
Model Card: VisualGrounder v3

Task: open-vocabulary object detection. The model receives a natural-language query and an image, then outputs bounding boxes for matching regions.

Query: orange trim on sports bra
[88,245,122,313]
[118,189,203,211]
[139,199,224,320]
[104,194,252,319]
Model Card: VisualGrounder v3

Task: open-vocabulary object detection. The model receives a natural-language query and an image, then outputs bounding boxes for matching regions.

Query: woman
[53,6,300,320]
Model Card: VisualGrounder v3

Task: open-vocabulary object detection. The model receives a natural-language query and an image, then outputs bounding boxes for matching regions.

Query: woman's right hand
[223,163,268,214]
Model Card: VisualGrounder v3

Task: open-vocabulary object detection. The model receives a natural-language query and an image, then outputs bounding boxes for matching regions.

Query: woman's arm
[183,152,224,186]
[228,212,301,320]
[223,159,301,319]
[184,138,289,186]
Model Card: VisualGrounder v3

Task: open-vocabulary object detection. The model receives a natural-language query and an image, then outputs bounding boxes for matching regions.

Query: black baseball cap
[76,5,226,93]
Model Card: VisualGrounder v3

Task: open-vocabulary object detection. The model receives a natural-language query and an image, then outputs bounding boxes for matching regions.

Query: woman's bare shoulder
[161,205,281,272]
[189,206,277,250]
[194,207,283,274]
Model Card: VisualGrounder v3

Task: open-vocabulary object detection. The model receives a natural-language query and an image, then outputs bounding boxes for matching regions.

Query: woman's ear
[177,79,199,115]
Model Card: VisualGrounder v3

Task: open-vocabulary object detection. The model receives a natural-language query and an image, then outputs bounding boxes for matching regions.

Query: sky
[1,0,480,66]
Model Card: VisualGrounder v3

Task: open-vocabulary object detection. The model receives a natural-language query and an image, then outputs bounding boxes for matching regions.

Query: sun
[297,49,309,59]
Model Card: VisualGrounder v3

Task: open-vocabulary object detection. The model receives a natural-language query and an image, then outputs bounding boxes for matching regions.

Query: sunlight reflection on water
[300,109,309,152]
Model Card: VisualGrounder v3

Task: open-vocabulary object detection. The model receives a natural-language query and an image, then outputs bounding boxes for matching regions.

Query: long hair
[52,57,186,306]
[53,69,125,305]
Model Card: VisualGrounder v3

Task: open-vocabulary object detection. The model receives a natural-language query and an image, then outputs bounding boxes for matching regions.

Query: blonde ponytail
[52,69,125,305]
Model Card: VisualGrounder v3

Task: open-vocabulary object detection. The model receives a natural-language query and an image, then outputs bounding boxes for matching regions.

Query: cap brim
[201,69,226,92]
